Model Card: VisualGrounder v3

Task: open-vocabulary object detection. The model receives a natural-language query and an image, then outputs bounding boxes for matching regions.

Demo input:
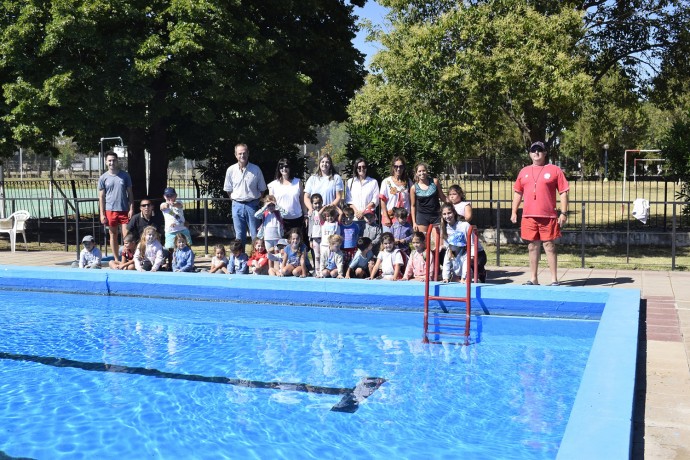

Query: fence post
[204,198,209,256]
[664,180,668,230]
[626,199,630,264]
[63,199,68,252]
[194,178,201,223]
[495,200,501,266]
[580,201,585,268]
[75,199,81,261]
[672,202,677,271]
[0,163,5,219]
[489,179,494,227]
[37,198,41,248]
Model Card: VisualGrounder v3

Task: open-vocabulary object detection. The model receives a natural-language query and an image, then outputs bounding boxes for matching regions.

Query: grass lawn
[485,243,690,271]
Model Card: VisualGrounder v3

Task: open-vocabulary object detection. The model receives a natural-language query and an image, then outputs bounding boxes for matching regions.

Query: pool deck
[1,250,688,459]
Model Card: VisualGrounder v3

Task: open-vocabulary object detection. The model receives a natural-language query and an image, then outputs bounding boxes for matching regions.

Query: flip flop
[523,281,539,285]
[549,282,560,286]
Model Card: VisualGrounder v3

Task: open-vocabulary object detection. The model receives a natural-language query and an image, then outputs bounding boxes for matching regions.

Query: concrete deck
[0,250,688,459]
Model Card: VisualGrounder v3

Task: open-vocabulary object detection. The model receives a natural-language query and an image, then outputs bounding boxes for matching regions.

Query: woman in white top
[345,157,380,230]
[303,153,344,213]
[379,156,412,232]
[268,158,305,236]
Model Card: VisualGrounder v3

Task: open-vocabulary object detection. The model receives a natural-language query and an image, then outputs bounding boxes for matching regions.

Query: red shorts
[521,217,561,241]
[105,210,130,226]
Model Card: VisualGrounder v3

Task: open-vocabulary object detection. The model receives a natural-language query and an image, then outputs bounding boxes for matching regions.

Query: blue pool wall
[0,265,640,458]
[0,266,608,318]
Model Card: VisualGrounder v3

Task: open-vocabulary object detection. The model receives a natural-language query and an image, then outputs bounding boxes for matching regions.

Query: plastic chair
[0,210,30,252]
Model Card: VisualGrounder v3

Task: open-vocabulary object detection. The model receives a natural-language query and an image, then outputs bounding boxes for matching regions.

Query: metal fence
[440,175,688,230]
[2,175,690,268]
[2,176,687,228]
[1,193,689,270]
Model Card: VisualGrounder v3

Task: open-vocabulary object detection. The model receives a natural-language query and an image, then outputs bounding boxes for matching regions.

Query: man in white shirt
[223,143,267,244]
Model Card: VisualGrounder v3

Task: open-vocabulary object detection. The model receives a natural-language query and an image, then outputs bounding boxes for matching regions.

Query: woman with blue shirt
[303,153,344,213]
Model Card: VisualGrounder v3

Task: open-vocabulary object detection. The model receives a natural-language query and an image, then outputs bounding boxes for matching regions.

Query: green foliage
[55,135,78,169]
[313,121,350,167]
[349,1,592,176]
[348,0,690,178]
[663,109,690,214]
[0,0,365,198]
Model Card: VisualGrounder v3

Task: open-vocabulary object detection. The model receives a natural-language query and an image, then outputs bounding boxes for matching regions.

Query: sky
[352,1,390,66]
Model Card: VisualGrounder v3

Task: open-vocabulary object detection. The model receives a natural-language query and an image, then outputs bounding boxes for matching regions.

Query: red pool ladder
[422,224,479,345]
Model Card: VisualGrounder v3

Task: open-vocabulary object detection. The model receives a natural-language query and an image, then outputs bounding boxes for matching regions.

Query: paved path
[0,250,688,459]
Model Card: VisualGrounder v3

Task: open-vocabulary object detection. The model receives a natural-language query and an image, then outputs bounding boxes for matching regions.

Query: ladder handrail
[423,224,479,345]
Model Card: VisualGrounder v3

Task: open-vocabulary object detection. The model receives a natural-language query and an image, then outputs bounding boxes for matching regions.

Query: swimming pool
[0,267,640,459]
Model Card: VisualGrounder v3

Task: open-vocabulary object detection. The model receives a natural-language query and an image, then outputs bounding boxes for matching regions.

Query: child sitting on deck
[209,244,229,274]
[172,233,195,272]
[346,237,374,279]
[440,203,487,283]
[402,231,434,281]
[73,235,102,269]
[368,232,404,281]
[108,234,136,270]
[228,239,249,274]
[134,225,165,272]
[277,228,309,278]
[248,238,270,275]
[320,233,345,279]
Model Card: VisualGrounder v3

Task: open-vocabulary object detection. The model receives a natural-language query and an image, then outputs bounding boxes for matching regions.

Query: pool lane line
[0,351,385,413]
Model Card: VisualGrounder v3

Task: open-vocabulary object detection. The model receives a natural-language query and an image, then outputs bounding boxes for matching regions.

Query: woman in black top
[409,162,447,234]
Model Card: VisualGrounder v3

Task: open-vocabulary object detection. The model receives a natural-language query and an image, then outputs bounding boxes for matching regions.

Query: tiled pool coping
[0,266,640,458]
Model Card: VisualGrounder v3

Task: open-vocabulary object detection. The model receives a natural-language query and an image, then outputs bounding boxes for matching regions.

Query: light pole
[603,143,609,182]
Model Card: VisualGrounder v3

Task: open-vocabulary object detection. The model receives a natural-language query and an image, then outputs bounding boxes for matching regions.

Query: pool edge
[556,287,639,459]
[0,265,640,457]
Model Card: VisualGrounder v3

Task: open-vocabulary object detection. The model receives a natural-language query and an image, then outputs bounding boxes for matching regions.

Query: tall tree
[348,0,690,172]
[0,0,365,198]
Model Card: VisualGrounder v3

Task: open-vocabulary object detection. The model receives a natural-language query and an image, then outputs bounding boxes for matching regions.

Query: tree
[348,0,690,172]
[0,0,365,198]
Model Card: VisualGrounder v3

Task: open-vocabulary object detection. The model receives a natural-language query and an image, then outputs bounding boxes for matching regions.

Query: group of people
[76,150,194,272]
[77,141,569,284]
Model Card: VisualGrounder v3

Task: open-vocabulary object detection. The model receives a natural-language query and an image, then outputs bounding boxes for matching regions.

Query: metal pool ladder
[422,224,479,345]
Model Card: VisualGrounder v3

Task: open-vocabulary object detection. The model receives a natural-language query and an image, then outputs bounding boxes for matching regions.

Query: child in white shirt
[73,235,102,269]
[254,195,287,250]
[318,205,340,260]
[368,232,404,280]
[209,244,229,274]
[307,193,323,270]
[134,225,165,272]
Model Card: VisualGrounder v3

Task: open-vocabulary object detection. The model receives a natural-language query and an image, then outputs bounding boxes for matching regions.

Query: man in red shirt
[510,141,569,286]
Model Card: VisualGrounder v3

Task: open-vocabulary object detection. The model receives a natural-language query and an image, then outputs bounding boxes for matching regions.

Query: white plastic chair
[0,210,30,252]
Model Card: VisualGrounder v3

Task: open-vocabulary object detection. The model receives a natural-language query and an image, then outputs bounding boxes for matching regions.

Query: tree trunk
[147,118,169,200]
[126,127,147,202]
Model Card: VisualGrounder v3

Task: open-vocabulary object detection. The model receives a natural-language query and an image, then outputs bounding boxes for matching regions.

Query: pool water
[0,291,598,459]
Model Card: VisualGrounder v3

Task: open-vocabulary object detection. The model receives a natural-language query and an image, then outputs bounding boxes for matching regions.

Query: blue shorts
[165,228,192,248]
